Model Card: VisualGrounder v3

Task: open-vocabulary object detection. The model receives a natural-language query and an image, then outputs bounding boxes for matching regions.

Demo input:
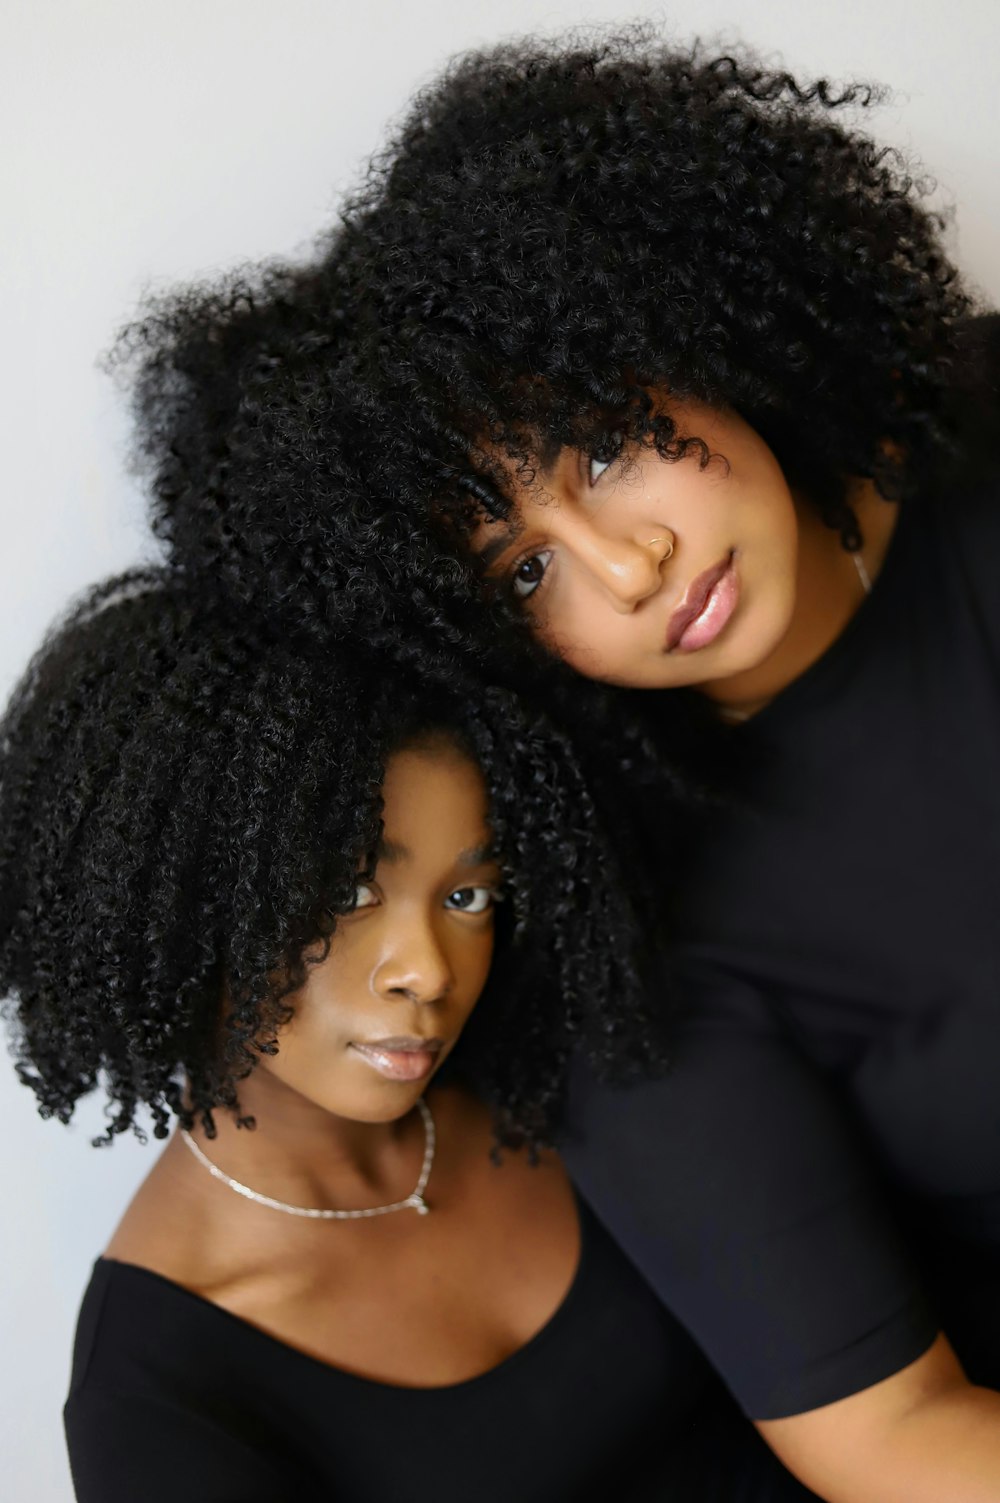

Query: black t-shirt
[64,1199,819,1502]
[565,316,1000,1421]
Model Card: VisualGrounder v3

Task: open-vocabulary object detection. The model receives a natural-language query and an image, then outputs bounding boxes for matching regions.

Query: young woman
[1,574,823,1502]
[100,29,1000,1502]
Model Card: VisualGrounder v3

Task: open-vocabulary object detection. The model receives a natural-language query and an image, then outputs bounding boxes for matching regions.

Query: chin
[339,1087,427,1125]
[694,591,796,686]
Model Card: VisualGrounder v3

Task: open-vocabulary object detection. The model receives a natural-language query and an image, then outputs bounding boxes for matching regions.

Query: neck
[702,479,898,719]
[184,1069,424,1211]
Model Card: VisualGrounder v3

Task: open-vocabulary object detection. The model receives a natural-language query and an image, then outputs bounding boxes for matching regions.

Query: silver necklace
[179,1097,435,1220]
[852,549,873,597]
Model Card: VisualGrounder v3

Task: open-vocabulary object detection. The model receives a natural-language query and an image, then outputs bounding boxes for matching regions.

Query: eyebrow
[375,837,410,864]
[477,524,524,572]
[473,443,567,570]
[374,838,498,868]
[456,843,498,868]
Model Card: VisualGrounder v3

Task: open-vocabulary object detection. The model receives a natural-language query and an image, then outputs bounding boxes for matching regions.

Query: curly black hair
[0,571,656,1148]
[112,24,974,669]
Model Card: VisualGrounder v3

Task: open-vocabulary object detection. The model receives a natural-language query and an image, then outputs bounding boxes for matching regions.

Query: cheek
[534,590,643,681]
[450,928,496,1015]
[546,622,635,682]
[258,964,353,1084]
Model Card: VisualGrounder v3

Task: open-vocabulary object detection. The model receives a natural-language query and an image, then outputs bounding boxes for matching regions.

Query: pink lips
[349,1037,443,1083]
[666,553,739,653]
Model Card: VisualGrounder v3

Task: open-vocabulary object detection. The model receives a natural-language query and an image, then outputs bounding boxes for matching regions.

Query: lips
[666,553,739,654]
[349,1037,444,1083]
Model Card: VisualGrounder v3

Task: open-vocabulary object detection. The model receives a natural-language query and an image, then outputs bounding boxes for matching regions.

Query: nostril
[644,533,675,562]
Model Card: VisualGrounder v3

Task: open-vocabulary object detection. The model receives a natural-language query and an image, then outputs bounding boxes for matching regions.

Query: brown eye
[444,886,496,914]
[511,550,552,600]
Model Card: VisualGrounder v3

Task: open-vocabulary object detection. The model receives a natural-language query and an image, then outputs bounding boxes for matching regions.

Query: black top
[565,316,1000,1420]
[64,1198,820,1502]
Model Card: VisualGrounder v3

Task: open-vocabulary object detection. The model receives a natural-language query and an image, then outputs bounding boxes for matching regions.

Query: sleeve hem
[745,1313,940,1422]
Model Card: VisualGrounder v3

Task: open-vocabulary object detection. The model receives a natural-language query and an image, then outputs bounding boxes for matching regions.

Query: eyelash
[508,549,553,603]
[588,434,625,487]
[505,437,623,603]
[347,883,501,915]
[444,886,501,915]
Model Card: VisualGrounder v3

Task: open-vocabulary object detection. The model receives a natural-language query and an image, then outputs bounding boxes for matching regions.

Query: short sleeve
[562,970,939,1420]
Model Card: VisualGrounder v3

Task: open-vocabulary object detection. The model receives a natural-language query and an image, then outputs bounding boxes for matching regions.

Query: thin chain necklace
[179,1098,435,1220]
[852,549,873,596]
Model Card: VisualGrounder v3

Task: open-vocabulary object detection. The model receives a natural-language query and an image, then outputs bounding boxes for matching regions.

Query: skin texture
[758,1335,1000,1503]
[104,742,580,1386]
[473,398,900,715]
[251,741,500,1130]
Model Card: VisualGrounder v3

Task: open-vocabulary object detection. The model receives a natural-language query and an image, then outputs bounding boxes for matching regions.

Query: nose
[372,912,454,1006]
[568,522,671,611]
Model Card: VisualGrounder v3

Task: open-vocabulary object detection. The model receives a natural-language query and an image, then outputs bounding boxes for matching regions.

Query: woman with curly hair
[2,573,816,1502]
[102,26,1000,1501]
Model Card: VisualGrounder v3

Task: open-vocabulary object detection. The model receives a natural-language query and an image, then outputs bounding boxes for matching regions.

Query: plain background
[2,2,998,1497]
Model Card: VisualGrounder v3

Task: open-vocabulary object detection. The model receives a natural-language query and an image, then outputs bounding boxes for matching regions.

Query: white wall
[2,1,997,1497]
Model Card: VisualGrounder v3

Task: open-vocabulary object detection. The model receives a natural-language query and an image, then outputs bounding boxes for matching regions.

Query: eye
[510,550,552,601]
[444,886,498,915]
[350,883,379,911]
[588,434,625,487]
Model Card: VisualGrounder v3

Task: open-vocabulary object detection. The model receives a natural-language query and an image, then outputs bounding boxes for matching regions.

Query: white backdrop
[2,2,998,1497]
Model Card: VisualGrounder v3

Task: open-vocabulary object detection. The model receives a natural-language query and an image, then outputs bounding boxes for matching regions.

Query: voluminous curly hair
[0,571,655,1147]
[113,25,973,666]
[336,25,973,538]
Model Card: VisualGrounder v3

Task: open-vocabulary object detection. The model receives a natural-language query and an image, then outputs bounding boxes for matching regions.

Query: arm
[564,969,995,1500]
[565,972,939,1419]
[760,1335,1000,1503]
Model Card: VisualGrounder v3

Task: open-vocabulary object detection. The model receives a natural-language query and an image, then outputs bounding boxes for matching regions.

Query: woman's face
[258,738,502,1124]
[471,399,801,691]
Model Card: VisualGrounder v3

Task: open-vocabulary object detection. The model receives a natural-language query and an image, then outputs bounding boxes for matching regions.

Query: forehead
[378,742,492,860]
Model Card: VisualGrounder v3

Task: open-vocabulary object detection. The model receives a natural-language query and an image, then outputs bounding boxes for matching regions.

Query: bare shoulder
[103,1132,242,1289]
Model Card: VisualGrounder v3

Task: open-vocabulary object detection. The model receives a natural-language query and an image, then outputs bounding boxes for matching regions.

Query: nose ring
[645,533,675,561]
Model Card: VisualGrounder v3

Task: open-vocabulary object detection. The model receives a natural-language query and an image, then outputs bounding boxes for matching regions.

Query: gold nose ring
[645,535,675,560]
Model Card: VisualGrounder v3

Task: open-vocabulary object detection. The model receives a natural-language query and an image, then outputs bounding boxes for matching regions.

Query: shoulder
[65,1266,299,1503]
[103,1131,272,1303]
[103,1134,203,1268]
[68,1256,223,1405]
[67,1256,295,1438]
